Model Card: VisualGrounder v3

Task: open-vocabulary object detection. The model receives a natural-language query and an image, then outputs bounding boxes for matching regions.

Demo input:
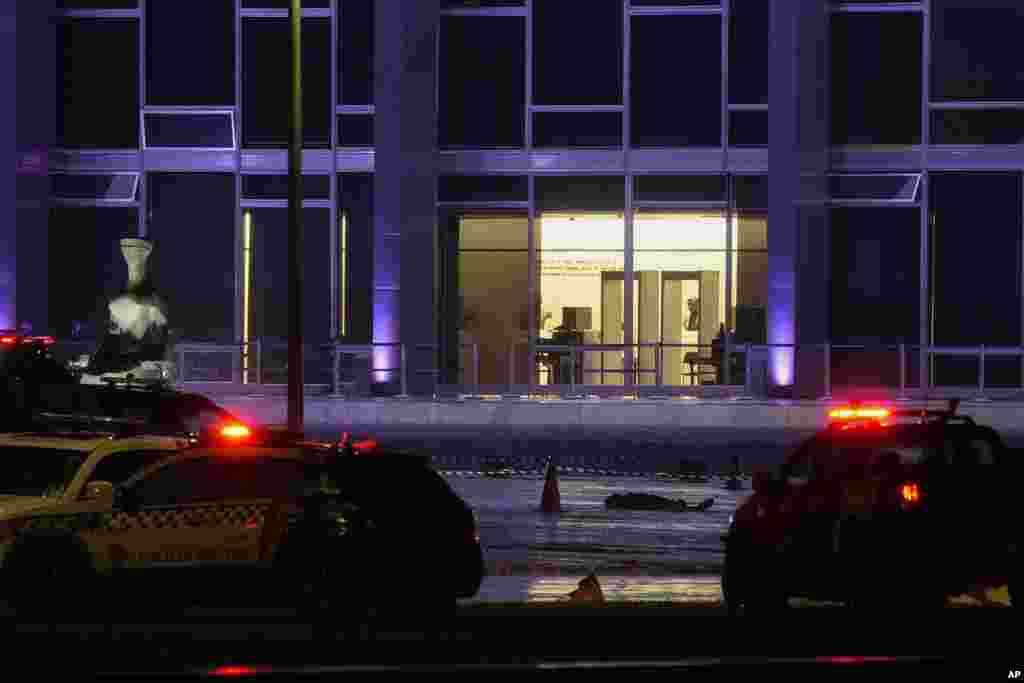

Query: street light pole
[287,0,304,435]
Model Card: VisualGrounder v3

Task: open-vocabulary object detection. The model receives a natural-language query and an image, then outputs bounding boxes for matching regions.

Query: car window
[0,446,87,498]
[86,450,173,488]
[128,457,310,507]
[954,433,998,467]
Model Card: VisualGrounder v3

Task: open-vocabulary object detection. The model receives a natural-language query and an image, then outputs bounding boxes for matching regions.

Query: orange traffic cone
[568,573,605,604]
[540,457,561,514]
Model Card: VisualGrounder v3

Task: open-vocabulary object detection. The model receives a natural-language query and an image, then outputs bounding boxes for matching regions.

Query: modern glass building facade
[5,1,1024,396]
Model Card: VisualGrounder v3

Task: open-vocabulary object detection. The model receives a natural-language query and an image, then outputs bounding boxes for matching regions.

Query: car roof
[0,432,189,453]
[0,433,111,452]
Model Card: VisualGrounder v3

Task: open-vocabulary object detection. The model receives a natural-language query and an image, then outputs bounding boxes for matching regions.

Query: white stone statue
[79,238,174,385]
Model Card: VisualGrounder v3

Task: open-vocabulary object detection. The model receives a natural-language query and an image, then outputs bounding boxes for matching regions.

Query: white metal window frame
[827,172,922,205]
[49,171,141,205]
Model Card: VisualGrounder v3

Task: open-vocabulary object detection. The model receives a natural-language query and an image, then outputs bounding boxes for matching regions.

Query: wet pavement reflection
[446,474,744,603]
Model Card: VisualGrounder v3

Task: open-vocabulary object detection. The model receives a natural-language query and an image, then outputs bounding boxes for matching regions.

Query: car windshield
[0,446,88,498]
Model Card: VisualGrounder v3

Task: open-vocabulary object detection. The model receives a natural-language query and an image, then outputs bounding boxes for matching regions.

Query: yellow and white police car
[0,416,484,618]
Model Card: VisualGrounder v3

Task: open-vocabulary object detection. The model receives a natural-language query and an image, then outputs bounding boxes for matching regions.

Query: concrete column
[0,3,15,330]
[374,0,439,395]
[768,0,829,396]
[7,1,55,334]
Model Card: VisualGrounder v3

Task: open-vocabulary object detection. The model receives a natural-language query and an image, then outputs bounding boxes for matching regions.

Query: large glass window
[631,15,721,147]
[732,175,768,349]
[634,212,727,386]
[830,13,921,145]
[57,19,139,148]
[449,214,531,390]
[932,1,1024,102]
[242,209,332,384]
[243,19,330,148]
[147,0,234,105]
[48,208,138,340]
[147,173,236,342]
[534,179,626,385]
[930,173,1022,388]
[242,209,331,345]
[830,207,920,387]
[439,16,525,148]
[538,219,626,386]
[533,0,622,105]
[338,174,374,343]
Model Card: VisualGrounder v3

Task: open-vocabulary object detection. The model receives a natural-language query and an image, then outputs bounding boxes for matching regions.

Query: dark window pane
[931,110,1024,145]
[338,174,374,343]
[632,15,721,147]
[147,0,233,105]
[51,174,138,201]
[247,209,332,347]
[439,16,524,148]
[48,208,138,340]
[59,0,138,7]
[241,175,330,200]
[533,0,622,105]
[243,19,330,148]
[735,175,767,210]
[534,112,621,148]
[830,207,920,387]
[439,176,528,203]
[729,110,768,147]
[634,175,725,202]
[729,0,768,105]
[631,1,719,5]
[57,19,139,148]
[339,0,374,105]
[338,114,374,146]
[148,173,236,342]
[442,0,524,6]
[828,174,920,201]
[831,13,921,145]
[242,0,330,6]
[143,113,234,149]
[932,1,1024,101]
[931,173,1022,387]
[535,176,625,212]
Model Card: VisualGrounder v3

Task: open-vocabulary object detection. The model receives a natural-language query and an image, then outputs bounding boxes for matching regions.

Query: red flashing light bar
[220,424,252,439]
[828,407,891,420]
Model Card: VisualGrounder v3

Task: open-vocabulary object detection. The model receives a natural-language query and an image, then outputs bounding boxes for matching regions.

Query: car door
[782,437,843,593]
[104,455,307,590]
[947,427,1008,588]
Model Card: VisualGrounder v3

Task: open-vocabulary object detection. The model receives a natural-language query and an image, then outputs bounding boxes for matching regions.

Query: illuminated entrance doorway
[442,203,765,393]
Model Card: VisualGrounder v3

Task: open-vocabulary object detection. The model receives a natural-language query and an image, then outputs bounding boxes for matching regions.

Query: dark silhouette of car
[722,401,1021,613]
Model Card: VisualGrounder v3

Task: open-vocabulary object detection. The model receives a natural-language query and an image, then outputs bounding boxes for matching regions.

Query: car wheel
[3,534,97,620]
[725,544,787,615]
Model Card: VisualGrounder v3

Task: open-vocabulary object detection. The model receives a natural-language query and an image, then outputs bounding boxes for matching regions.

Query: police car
[721,400,1021,613]
[0,415,484,619]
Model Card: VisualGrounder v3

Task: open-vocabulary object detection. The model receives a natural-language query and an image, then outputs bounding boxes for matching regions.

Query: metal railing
[54,337,1024,401]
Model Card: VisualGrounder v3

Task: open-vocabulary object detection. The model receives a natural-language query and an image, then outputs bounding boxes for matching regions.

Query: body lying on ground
[604,493,714,512]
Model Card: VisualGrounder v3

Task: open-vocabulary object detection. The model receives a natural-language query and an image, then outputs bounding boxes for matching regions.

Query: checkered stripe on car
[102,503,271,531]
